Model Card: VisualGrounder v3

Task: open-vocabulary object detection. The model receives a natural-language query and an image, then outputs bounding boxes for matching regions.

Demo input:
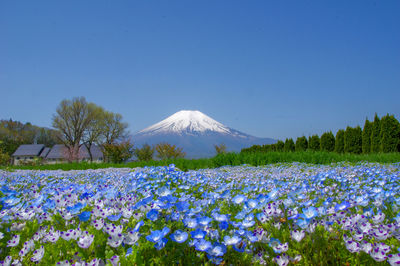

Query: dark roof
[45,144,68,159]
[12,144,45,157]
[45,144,103,160]
[39,147,51,158]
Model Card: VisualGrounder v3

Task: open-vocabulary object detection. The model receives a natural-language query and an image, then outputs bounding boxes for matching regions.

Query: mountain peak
[137,110,232,135]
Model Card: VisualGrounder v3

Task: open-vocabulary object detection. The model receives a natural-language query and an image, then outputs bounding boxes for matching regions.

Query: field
[4,151,400,171]
[1,162,400,265]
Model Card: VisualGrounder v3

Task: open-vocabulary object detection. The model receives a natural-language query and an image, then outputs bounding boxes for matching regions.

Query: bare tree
[52,97,95,162]
[82,104,105,162]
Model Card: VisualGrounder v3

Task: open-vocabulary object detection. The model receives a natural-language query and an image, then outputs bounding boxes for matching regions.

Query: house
[12,144,47,165]
[12,144,104,165]
[44,144,103,164]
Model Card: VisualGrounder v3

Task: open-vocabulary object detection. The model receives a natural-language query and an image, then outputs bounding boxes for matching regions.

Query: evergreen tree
[320,131,335,152]
[344,126,362,154]
[362,118,372,153]
[371,113,381,153]
[308,135,320,151]
[335,129,345,153]
[284,138,295,152]
[379,114,400,153]
[275,140,284,151]
[295,136,308,151]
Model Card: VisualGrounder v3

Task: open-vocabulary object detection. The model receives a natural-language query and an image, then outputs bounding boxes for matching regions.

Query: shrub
[214,143,227,155]
[371,113,381,153]
[344,126,362,154]
[295,136,308,151]
[362,119,372,153]
[155,143,186,160]
[379,114,400,153]
[320,132,335,152]
[275,141,284,152]
[284,138,295,152]
[103,141,134,163]
[134,144,155,161]
[308,135,320,151]
[335,129,345,153]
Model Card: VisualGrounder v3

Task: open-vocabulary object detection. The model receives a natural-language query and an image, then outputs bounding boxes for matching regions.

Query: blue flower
[197,216,212,227]
[191,228,207,239]
[78,211,91,222]
[146,209,159,221]
[170,230,188,243]
[195,239,212,252]
[154,237,168,250]
[208,243,227,257]
[146,227,170,243]
[232,194,246,204]
[133,220,144,232]
[175,201,190,212]
[335,201,351,212]
[66,202,85,215]
[183,218,198,228]
[302,206,318,219]
[107,213,122,222]
[219,221,229,231]
[223,235,241,246]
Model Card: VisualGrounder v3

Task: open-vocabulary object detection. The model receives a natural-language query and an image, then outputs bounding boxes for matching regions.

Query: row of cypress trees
[241,113,400,154]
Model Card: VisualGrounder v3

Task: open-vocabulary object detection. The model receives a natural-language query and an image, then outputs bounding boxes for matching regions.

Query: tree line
[241,113,400,154]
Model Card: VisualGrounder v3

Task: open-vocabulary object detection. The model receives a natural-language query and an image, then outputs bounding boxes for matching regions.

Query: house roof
[45,144,103,160]
[12,144,45,157]
[39,147,51,158]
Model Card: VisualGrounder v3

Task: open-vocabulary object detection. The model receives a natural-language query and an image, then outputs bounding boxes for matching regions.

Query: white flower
[31,246,45,262]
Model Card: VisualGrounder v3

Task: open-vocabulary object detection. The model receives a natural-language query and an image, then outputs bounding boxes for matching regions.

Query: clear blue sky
[1,0,399,140]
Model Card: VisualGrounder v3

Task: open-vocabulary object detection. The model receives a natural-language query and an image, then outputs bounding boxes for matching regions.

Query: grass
[2,151,400,171]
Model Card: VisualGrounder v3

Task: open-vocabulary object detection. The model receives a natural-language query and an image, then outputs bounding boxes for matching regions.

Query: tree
[155,143,186,160]
[379,114,400,153]
[320,131,335,152]
[101,112,129,145]
[308,135,320,151]
[371,113,381,153]
[295,136,308,152]
[275,140,284,152]
[52,97,95,161]
[214,143,227,155]
[52,97,129,162]
[82,104,106,162]
[362,118,372,154]
[344,126,362,154]
[0,141,10,165]
[103,141,134,163]
[283,138,295,152]
[134,144,155,161]
[335,129,345,153]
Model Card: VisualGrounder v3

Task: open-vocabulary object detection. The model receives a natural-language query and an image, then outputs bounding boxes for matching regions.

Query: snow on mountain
[138,110,236,135]
[133,110,275,158]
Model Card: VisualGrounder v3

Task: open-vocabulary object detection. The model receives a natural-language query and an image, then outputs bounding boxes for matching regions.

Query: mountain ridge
[132,110,275,158]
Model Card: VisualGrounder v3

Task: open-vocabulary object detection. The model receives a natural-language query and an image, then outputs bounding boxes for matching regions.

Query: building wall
[13,156,40,165]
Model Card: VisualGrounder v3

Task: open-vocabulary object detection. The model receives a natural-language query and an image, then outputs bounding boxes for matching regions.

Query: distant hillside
[0,119,61,155]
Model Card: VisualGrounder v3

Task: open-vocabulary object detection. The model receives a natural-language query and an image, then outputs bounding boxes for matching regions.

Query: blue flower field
[0,163,400,265]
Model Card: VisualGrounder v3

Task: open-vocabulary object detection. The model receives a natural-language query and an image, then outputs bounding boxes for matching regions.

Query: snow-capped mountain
[133,110,275,158]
